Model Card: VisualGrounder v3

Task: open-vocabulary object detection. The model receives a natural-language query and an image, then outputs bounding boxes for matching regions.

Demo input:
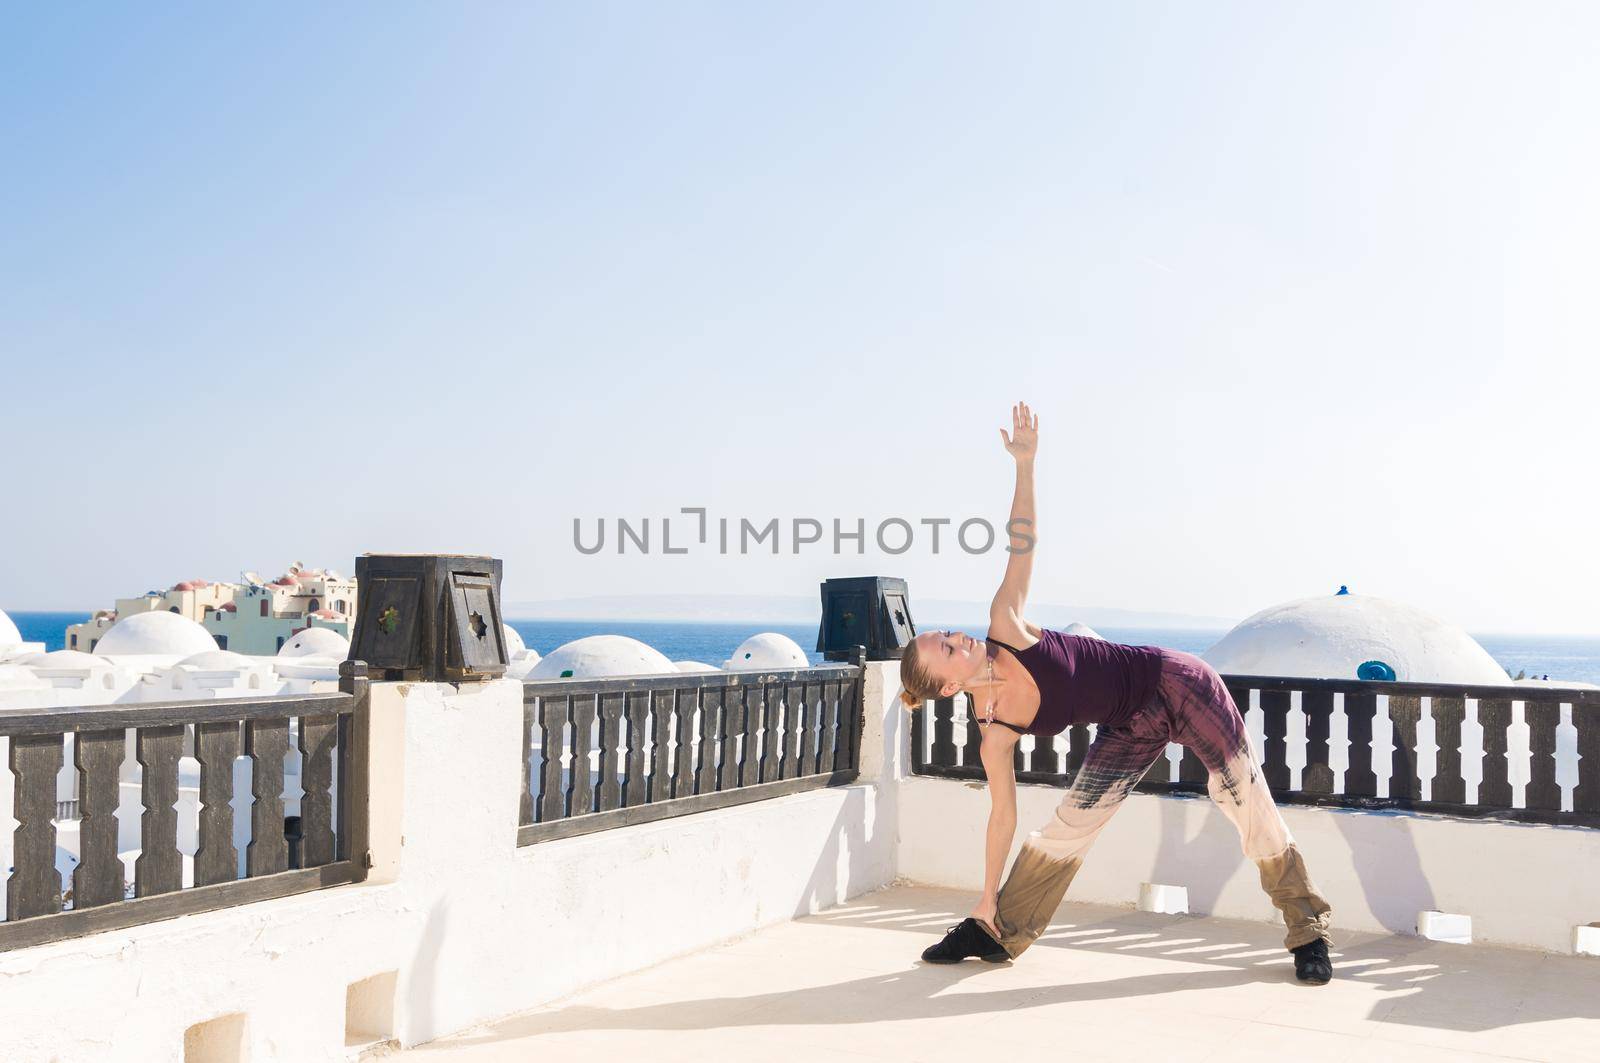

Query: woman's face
[913,629,987,697]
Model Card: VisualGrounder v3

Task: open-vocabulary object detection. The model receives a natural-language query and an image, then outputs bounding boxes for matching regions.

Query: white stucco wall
[897,774,1600,954]
[1,664,908,1062]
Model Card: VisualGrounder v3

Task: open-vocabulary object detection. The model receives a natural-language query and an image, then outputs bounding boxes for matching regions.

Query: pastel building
[205,569,355,655]
[65,580,236,652]
[66,560,357,657]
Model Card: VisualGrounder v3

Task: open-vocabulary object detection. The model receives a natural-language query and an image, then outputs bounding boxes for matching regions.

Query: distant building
[65,560,357,657]
[207,566,356,655]
[63,611,116,653]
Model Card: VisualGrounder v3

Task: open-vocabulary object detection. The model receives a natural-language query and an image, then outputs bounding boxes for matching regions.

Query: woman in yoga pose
[899,402,1333,984]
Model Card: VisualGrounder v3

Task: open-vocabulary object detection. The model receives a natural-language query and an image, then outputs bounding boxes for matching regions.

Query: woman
[898,402,1334,985]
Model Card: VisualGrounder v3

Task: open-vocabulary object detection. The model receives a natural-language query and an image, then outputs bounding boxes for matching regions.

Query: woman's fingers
[1007,402,1038,438]
[999,427,1011,446]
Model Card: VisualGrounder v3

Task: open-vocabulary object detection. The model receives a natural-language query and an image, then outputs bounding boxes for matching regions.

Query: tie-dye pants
[990,649,1332,957]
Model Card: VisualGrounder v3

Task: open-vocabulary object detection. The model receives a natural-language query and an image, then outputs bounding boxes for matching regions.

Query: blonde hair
[896,637,943,710]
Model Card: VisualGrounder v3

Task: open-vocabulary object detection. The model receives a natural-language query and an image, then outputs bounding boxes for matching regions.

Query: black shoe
[1291,938,1332,984]
[921,918,1009,964]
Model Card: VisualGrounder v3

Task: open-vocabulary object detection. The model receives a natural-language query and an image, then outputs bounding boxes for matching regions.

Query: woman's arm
[990,402,1039,638]
[973,723,1020,934]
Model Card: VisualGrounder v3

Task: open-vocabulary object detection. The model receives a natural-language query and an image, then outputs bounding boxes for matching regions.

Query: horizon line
[6,606,1598,640]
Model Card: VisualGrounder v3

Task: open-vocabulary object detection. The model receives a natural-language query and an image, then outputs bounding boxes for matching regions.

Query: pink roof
[219,601,237,613]
[172,581,195,592]
[312,608,339,619]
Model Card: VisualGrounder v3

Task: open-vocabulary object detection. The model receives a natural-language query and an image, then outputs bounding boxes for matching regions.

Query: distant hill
[503,593,1236,631]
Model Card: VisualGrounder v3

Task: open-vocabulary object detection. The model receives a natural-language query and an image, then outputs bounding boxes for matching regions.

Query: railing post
[847,645,867,780]
[339,659,372,879]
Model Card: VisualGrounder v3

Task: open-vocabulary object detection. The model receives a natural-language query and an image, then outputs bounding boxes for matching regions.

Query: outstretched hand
[1000,401,1038,461]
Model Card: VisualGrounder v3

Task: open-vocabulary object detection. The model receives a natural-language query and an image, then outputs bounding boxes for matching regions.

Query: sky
[2,2,1598,634]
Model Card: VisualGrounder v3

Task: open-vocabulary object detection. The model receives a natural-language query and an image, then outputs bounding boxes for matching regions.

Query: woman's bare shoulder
[979,719,1021,757]
[987,605,1039,649]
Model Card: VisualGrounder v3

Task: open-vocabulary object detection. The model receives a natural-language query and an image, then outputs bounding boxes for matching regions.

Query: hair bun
[896,687,920,708]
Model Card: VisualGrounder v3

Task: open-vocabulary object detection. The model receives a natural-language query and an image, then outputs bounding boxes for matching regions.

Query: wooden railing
[0,662,371,952]
[518,652,866,845]
[910,673,1600,828]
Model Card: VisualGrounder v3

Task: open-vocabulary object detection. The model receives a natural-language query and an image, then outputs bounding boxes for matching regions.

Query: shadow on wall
[793,782,895,919]
[1145,791,1249,915]
[1328,809,1437,935]
[406,901,451,1044]
[1144,790,1439,937]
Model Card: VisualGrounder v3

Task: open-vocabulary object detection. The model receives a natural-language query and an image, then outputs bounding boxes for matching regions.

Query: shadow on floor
[427,891,1598,1050]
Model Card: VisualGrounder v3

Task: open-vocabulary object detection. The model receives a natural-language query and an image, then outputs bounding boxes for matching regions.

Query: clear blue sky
[3,2,1597,633]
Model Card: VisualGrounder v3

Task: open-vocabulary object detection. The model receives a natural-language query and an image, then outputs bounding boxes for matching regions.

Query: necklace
[979,657,998,727]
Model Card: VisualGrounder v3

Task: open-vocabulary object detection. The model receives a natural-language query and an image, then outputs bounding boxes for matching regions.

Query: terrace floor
[408,884,1600,1062]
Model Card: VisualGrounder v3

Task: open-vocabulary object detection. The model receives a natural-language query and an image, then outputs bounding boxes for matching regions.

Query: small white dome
[278,627,350,659]
[723,632,809,671]
[1203,593,1509,685]
[1063,622,1103,640]
[0,607,21,648]
[178,650,253,670]
[673,660,721,673]
[96,611,219,657]
[503,624,527,656]
[504,654,543,681]
[529,635,675,679]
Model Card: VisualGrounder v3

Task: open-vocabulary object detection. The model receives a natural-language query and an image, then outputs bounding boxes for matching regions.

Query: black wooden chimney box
[350,554,508,682]
[816,576,915,661]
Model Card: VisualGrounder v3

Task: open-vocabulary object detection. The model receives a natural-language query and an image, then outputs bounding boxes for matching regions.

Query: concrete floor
[408,885,1600,1062]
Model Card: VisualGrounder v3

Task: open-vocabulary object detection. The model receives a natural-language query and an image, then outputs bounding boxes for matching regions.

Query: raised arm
[990,402,1038,635]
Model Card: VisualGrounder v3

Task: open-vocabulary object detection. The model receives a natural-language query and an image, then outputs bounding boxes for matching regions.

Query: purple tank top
[985,629,1164,734]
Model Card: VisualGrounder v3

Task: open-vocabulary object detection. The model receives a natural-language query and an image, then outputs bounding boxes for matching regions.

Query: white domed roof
[0,608,21,648]
[1202,593,1508,685]
[178,650,253,670]
[96,611,219,657]
[673,660,721,673]
[723,632,809,671]
[1064,622,1103,640]
[529,635,674,679]
[278,627,350,659]
[503,624,528,657]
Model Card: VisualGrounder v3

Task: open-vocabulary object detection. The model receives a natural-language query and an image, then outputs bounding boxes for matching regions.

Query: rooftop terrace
[411,885,1600,1063]
[4,567,1600,1061]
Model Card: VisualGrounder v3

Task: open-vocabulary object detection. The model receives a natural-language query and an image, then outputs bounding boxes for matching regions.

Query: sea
[9,612,1600,686]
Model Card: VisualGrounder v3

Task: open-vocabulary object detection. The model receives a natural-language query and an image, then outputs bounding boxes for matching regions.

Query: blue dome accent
[1336,585,1349,596]
[1357,660,1395,682]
